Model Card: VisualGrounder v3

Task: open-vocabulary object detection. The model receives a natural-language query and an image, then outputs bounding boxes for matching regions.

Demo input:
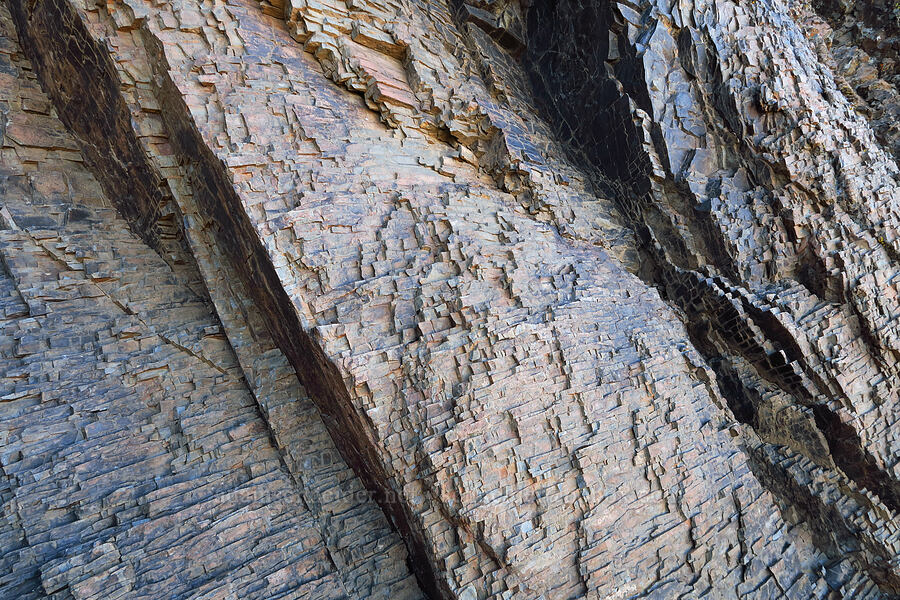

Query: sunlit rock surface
[2,0,899,598]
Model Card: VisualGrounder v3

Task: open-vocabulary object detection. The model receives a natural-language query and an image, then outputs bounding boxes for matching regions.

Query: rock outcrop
[1,0,899,598]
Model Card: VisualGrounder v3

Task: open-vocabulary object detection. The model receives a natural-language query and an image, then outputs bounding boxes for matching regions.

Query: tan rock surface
[2,0,900,598]
[0,5,422,598]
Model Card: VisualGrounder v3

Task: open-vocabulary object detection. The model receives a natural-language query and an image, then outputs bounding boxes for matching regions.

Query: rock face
[1,0,899,597]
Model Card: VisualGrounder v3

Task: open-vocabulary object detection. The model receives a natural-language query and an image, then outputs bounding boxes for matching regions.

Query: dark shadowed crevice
[744,442,900,595]
[523,0,744,284]
[811,405,900,514]
[708,358,759,427]
[7,0,174,260]
[519,0,900,592]
[523,0,653,192]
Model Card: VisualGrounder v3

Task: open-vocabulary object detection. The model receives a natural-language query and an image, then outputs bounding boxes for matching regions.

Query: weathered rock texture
[1,0,899,597]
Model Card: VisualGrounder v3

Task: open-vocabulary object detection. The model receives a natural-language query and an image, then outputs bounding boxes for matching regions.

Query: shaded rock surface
[1,0,899,598]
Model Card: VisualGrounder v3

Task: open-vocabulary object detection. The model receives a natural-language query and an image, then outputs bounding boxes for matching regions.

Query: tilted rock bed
[2,0,900,598]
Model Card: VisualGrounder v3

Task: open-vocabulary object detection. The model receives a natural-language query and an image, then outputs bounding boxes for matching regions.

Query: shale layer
[2,0,900,598]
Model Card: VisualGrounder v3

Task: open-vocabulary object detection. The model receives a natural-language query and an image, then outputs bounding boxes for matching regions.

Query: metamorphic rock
[1,0,900,597]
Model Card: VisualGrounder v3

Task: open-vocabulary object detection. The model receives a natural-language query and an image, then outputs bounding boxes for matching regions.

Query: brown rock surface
[0,4,422,598]
[1,0,899,598]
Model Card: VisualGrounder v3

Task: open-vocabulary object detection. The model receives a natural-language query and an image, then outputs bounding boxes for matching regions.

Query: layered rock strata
[0,4,423,598]
[1,0,899,598]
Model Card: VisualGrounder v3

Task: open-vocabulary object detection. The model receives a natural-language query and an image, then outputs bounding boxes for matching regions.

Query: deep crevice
[520,0,900,591]
[744,442,900,595]
[524,0,652,192]
[812,405,900,514]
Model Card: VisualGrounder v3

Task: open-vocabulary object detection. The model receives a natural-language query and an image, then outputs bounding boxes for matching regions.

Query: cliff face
[1,0,899,598]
